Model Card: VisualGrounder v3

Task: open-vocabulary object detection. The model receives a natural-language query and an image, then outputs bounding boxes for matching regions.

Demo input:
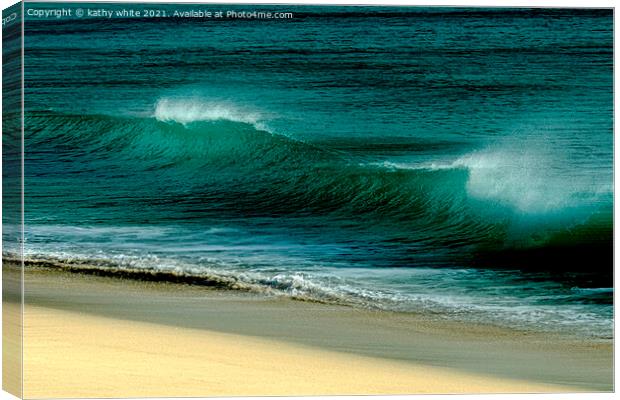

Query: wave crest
[373,144,612,215]
[454,148,611,215]
[154,98,266,129]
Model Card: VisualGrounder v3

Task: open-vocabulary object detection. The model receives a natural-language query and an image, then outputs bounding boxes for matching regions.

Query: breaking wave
[23,106,613,276]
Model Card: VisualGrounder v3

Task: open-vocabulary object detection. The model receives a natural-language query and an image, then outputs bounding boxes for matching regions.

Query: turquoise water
[12,5,613,337]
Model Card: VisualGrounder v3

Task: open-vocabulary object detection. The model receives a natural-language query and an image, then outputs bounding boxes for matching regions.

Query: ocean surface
[9,5,614,338]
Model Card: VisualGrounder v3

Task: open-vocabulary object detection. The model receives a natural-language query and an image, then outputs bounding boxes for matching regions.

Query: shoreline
[11,255,613,341]
[9,261,614,396]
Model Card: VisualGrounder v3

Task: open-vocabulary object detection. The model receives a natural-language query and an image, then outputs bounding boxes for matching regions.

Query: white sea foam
[373,140,611,215]
[453,146,610,214]
[153,97,267,130]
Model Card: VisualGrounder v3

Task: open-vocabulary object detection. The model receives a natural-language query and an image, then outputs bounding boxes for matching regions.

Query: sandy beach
[7,262,613,397]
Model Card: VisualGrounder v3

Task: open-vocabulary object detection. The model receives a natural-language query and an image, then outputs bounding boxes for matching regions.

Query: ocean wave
[23,109,613,273]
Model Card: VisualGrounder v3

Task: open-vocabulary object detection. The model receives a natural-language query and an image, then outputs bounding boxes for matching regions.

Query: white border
[0,1,616,400]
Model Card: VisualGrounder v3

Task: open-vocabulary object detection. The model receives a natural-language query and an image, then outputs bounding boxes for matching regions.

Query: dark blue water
[14,5,613,337]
